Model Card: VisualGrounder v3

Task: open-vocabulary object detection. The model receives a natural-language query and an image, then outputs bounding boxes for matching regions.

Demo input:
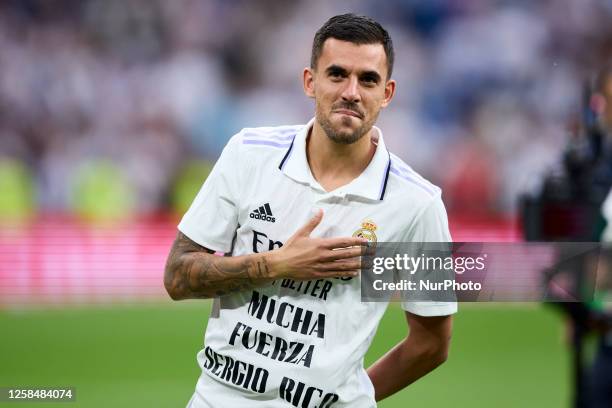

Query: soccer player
[165,13,455,408]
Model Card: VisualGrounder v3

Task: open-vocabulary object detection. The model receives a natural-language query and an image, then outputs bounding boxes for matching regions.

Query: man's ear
[303,67,315,98]
[381,79,396,108]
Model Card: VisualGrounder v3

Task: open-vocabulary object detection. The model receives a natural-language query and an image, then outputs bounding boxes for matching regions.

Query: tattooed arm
[164,232,275,299]
[164,210,367,300]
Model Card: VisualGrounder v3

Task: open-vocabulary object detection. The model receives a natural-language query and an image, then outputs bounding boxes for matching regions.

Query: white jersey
[179,118,457,408]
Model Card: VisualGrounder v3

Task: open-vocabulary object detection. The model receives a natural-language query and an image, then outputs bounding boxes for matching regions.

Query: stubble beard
[316,104,377,145]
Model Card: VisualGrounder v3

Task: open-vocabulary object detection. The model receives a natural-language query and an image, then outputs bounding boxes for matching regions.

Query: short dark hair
[311,13,395,79]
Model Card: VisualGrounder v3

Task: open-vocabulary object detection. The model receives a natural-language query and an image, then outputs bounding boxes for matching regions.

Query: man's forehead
[318,38,387,76]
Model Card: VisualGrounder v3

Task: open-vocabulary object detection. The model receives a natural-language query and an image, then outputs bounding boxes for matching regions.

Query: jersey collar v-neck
[278,118,391,201]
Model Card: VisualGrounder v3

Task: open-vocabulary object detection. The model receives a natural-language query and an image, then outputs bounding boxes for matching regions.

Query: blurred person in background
[586,66,612,408]
[164,14,454,408]
[593,190,612,407]
[547,65,612,408]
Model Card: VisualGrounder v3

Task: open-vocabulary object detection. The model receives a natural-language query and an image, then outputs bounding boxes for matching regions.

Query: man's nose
[341,76,361,103]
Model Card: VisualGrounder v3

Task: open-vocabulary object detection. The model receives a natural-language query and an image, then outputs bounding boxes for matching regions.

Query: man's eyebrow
[325,65,382,82]
[360,70,382,82]
[325,65,348,75]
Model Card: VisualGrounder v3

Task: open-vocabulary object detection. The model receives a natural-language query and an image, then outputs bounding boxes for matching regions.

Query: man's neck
[306,119,376,192]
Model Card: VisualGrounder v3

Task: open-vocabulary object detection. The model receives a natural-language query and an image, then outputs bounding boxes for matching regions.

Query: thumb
[294,209,323,237]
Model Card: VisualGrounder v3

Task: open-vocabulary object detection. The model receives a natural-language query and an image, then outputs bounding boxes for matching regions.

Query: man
[165,13,455,408]
[585,66,612,408]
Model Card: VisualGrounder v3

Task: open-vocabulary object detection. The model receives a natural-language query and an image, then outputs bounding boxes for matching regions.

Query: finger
[325,269,360,278]
[294,269,358,280]
[319,259,362,271]
[321,247,363,261]
[293,209,323,237]
[321,236,369,250]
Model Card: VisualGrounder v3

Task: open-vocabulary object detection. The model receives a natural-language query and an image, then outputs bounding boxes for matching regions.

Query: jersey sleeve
[400,195,458,317]
[177,134,242,253]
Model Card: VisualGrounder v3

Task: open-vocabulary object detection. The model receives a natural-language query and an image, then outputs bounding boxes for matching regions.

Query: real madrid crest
[353,219,378,245]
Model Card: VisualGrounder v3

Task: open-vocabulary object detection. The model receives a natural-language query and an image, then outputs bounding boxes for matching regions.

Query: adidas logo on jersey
[250,203,276,223]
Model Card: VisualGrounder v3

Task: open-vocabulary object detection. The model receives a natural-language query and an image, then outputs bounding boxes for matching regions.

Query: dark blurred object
[522,76,612,241]
[522,67,612,408]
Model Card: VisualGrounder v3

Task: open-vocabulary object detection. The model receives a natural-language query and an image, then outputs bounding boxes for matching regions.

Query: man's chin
[317,115,367,145]
[327,129,361,145]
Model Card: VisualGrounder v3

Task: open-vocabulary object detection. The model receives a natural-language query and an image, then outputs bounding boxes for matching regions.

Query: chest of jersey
[233,173,398,257]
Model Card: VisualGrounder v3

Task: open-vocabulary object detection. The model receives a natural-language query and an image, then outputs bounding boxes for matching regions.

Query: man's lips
[333,109,363,119]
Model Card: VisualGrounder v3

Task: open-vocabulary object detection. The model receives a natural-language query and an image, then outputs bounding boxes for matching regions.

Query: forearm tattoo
[164,232,272,299]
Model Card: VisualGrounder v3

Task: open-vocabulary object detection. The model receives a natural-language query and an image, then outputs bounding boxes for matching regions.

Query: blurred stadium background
[1,0,612,406]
